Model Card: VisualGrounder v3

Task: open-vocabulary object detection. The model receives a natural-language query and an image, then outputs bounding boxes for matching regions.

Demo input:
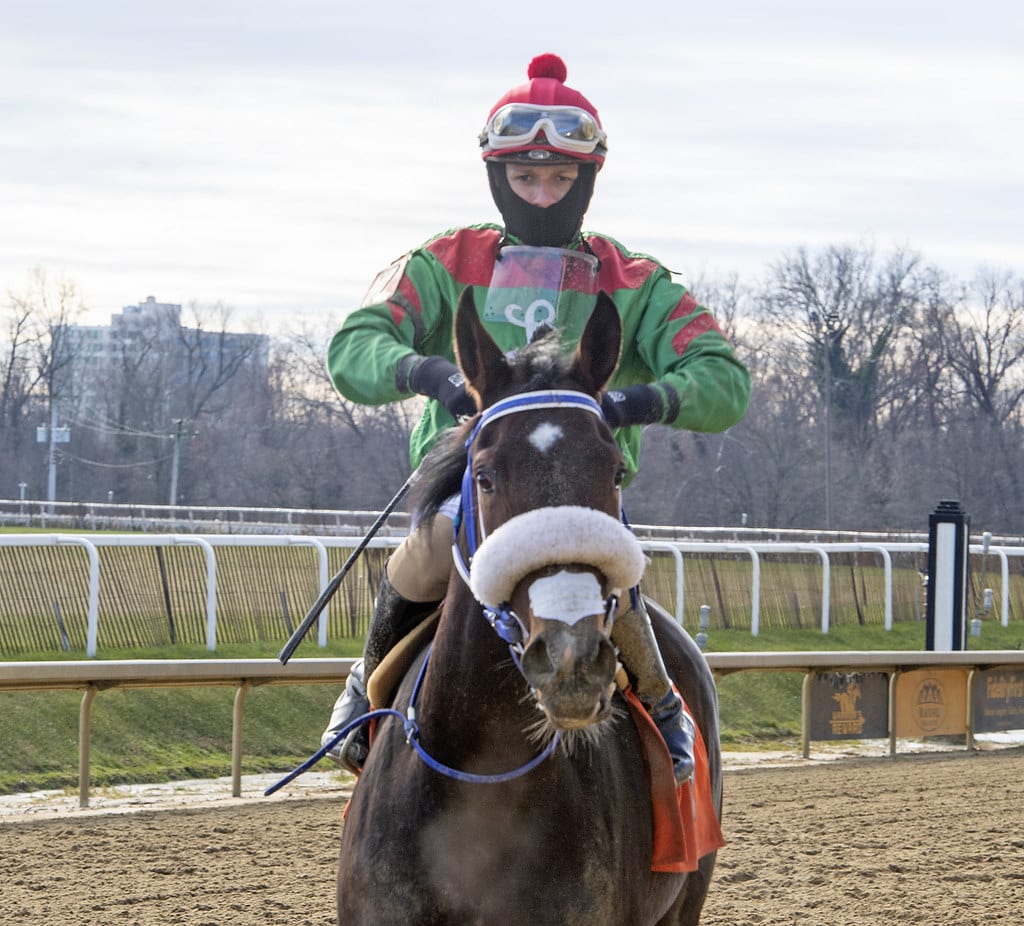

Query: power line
[61,450,174,469]
[67,413,180,441]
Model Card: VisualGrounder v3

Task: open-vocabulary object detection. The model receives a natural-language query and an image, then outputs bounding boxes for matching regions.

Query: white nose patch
[528,571,605,625]
[529,421,563,454]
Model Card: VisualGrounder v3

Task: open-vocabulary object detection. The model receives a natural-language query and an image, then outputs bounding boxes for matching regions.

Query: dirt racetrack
[4,748,1024,926]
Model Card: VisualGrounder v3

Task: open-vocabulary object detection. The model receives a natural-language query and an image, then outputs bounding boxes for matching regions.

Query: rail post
[232,682,251,797]
[79,685,97,808]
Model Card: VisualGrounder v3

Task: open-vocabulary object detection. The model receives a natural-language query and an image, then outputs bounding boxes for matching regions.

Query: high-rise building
[58,296,269,423]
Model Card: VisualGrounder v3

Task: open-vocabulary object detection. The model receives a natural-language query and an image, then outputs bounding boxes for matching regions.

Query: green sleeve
[629,271,751,433]
[326,251,459,406]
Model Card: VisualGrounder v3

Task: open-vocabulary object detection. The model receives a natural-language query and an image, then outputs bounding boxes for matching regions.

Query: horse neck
[430,580,508,687]
[421,579,534,741]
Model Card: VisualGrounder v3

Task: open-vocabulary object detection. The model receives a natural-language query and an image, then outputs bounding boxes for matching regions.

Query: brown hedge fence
[1,538,1021,657]
[0,540,390,656]
[640,547,1022,633]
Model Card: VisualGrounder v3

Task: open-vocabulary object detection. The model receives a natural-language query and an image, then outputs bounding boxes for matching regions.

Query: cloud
[1,1,1022,328]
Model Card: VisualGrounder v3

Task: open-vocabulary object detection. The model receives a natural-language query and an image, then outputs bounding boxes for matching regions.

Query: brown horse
[336,289,722,925]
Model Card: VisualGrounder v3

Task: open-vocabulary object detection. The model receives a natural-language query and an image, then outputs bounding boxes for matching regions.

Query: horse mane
[409,424,469,522]
[409,331,582,522]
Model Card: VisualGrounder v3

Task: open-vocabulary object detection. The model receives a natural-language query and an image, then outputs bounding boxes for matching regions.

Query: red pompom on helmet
[480,54,607,165]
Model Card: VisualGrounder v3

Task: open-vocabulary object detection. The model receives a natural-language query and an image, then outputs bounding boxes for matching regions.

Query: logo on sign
[830,680,866,736]
[913,677,947,732]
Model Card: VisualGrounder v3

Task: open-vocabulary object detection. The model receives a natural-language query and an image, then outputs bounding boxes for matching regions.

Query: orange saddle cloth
[623,688,727,873]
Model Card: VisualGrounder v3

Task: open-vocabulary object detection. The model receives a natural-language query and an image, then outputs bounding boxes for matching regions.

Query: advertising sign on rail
[971,668,1024,733]
[809,672,889,740]
[894,668,969,738]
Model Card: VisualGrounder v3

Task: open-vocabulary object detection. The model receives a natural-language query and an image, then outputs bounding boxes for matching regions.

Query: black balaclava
[487,160,598,248]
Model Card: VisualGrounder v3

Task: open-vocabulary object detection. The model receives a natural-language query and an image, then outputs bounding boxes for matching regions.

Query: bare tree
[937,270,1024,426]
[0,285,40,492]
[175,301,265,421]
[755,245,932,526]
[0,271,87,498]
[763,245,922,446]
[156,301,269,504]
[245,324,414,510]
[930,270,1024,523]
[0,294,36,431]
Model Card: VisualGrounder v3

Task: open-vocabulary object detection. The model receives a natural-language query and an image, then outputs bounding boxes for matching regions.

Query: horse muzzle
[517,570,619,729]
[520,618,618,727]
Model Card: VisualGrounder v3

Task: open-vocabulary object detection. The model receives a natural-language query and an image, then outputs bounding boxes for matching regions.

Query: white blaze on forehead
[528,571,605,625]
[528,421,563,454]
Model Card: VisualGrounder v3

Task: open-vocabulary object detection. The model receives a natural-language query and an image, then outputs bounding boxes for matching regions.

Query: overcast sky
[2,0,1021,331]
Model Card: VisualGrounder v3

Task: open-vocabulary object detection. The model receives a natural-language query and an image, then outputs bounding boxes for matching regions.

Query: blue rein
[265,642,561,795]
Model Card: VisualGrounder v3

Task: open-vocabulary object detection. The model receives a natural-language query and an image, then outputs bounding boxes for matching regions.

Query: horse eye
[613,466,626,489]
[475,468,496,494]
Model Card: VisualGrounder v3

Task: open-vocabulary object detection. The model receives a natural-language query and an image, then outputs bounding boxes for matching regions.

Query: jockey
[322,53,750,784]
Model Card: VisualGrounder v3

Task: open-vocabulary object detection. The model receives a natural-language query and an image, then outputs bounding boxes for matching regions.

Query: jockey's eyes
[475,467,496,494]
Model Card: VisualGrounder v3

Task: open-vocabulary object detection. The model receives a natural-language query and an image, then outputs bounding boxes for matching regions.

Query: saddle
[365,609,442,711]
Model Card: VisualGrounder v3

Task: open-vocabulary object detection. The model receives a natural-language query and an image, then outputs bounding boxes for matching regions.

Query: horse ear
[573,291,622,394]
[454,286,511,407]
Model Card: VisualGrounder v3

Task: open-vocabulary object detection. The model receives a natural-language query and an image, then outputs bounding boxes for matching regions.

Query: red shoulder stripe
[585,237,662,291]
[426,227,503,287]
[668,292,699,321]
[672,312,723,356]
[387,275,423,327]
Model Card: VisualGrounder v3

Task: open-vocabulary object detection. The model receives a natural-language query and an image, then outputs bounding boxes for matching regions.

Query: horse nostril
[596,639,617,676]
[521,630,617,693]
[521,638,553,682]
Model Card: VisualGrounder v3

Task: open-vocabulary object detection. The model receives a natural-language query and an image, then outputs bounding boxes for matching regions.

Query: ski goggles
[481,104,607,155]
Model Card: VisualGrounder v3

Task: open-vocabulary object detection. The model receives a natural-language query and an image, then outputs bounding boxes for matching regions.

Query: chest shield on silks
[483,246,600,345]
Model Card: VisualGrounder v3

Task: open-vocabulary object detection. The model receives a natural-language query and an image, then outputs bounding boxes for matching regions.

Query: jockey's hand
[600,385,665,428]
[401,355,477,420]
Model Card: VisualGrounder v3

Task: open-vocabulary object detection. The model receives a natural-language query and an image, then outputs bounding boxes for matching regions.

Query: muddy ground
[3,748,1023,925]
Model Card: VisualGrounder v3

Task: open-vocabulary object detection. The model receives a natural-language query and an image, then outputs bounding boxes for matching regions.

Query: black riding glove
[600,385,665,428]
[398,355,477,420]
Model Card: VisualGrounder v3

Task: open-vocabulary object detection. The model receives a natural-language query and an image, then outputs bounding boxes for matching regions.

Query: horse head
[452,286,647,736]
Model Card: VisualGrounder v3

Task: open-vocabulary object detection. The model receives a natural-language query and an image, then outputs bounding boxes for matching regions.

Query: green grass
[4,637,363,662]
[0,684,347,794]
[3,621,1022,794]
[703,619,1024,653]
[0,638,363,794]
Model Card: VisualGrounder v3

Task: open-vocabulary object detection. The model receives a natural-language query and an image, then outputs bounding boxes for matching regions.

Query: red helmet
[479,54,607,165]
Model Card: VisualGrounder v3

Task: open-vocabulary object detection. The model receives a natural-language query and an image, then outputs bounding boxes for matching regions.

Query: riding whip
[277,468,418,664]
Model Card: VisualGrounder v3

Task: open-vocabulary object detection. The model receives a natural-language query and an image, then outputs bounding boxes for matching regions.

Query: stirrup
[648,690,696,786]
[328,725,370,776]
[321,660,371,774]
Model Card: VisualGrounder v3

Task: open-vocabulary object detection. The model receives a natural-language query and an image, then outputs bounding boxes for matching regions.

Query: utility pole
[169,418,183,507]
[823,315,834,531]
[812,312,839,530]
[37,399,70,516]
[47,400,58,513]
